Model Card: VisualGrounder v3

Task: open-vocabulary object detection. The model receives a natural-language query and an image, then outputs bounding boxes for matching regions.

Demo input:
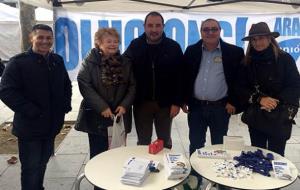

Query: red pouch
[148,139,164,154]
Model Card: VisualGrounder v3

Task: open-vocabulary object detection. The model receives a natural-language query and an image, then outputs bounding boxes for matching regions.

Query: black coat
[0,49,72,139]
[0,59,4,76]
[76,48,135,134]
[123,33,184,107]
[237,51,300,110]
[237,51,300,139]
[183,39,245,113]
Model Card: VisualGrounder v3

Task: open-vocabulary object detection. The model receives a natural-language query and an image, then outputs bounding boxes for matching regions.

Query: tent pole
[50,0,300,9]
[189,0,300,9]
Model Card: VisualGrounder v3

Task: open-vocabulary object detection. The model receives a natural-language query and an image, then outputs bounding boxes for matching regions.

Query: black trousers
[18,138,54,190]
[133,101,172,149]
[248,127,287,156]
[88,133,108,190]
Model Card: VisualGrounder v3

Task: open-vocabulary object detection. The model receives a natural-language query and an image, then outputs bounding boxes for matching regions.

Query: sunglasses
[201,27,220,33]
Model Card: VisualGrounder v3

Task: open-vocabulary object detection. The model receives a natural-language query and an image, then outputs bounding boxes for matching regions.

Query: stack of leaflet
[164,153,188,179]
[197,149,229,159]
[272,160,293,180]
[121,157,159,186]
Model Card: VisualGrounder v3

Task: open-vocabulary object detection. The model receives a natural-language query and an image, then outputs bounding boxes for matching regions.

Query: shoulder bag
[241,63,298,139]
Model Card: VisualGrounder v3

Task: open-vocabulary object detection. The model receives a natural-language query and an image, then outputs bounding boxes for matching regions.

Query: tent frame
[51,0,300,8]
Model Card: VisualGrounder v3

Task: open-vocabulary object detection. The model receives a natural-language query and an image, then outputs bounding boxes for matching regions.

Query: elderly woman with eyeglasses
[237,22,300,157]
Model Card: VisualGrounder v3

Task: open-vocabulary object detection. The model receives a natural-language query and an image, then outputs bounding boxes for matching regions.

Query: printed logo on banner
[279,39,300,62]
[275,17,300,64]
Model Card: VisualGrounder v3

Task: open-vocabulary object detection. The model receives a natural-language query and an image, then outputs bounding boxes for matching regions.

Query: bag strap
[251,62,265,95]
[249,63,263,104]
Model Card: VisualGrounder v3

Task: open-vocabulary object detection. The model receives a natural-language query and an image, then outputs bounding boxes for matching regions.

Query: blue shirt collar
[202,41,221,51]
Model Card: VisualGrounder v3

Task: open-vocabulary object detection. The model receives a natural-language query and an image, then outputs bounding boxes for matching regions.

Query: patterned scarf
[100,50,125,86]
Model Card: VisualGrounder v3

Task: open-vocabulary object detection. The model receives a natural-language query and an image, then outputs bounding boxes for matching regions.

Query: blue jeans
[188,102,230,181]
[18,138,54,190]
[188,103,230,154]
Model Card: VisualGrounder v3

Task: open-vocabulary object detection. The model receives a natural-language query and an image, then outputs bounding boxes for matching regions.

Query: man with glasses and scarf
[182,18,244,190]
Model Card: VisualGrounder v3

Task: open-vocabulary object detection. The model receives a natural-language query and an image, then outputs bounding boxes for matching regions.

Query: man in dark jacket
[182,18,244,189]
[0,24,72,190]
[123,11,184,149]
[0,58,5,76]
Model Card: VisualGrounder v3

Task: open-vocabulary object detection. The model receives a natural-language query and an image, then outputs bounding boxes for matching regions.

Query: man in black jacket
[0,58,4,76]
[183,18,244,189]
[0,24,72,190]
[123,11,184,149]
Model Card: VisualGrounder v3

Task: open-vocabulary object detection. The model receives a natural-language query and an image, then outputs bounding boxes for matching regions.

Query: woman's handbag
[241,102,298,138]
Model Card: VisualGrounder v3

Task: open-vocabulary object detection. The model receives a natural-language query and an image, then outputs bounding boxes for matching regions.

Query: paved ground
[0,82,299,190]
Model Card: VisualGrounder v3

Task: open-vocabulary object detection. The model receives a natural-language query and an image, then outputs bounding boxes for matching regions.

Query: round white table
[190,145,298,190]
[76,145,190,190]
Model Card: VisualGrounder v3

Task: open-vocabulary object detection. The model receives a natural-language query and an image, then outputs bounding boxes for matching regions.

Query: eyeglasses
[201,27,220,33]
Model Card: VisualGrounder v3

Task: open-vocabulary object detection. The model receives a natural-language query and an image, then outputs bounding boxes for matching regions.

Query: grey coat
[75,48,135,134]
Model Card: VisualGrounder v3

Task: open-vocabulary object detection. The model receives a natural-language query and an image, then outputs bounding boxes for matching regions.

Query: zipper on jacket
[152,61,155,100]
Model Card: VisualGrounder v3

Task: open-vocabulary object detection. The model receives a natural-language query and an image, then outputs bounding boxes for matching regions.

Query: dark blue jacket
[123,33,184,107]
[0,58,4,76]
[0,49,72,139]
[183,39,245,113]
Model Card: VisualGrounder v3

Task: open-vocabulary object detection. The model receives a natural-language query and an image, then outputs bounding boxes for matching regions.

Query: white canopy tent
[20,0,300,13]
[35,7,53,21]
[0,3,53,59]
[0,3,21,60]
